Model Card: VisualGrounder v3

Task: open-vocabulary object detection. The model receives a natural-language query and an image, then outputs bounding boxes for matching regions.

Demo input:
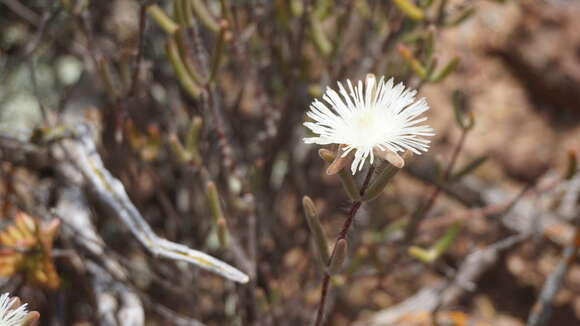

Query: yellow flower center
[355,111,375,129]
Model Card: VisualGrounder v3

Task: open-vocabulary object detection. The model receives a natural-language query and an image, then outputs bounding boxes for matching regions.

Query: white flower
[0,293,29,326]
[304,75,434,174]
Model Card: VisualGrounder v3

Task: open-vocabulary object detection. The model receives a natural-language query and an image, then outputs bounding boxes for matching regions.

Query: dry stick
[187,12,258,320]
[371,128,469,297]
[0,0,40,25]
[76,10,126,139]
[428,183,534,325]
[206,89,239,177]
[418,179,546,233]
[182,17,257,286]
[0,167,14,218]
[329,1,355,79]
[204,89,258,274]
[186,19,210,79]
[527,215,580,326]
[244,193,258,277]
[77,13,103,91]
[212,16,276,325]
[295,0,313,63]
[27,58,49,123]
[187,16,238,178]
[59,125,249,283]
[128,4,147,97]
[205,76,259,326]
[24,10,60,125]
[117,4,147,143]
[404,128,468,243]
[180,14,254,281]
[54,189,206,325]
[226,4,277,144]
[355,234,525,326]
[314,166,375,326]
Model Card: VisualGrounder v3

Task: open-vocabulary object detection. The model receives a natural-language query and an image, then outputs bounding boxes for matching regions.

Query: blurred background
[1,0,580,325]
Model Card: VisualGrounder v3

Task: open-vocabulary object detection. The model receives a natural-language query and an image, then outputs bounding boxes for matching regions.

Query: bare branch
[56,124,249,284]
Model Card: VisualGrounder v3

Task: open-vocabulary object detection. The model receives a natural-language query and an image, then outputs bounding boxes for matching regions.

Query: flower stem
[314,166,374,326]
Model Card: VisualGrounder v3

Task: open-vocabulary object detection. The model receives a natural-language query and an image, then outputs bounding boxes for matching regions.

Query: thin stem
[208,22,228,84]
[293,0,313,70]
[373,128,469,290]
[27,58,48,125]
[0,0,40,25]
[314,166,375,326]
[404,128,468,244]
[25,10,59,125]
[128,4,147,97]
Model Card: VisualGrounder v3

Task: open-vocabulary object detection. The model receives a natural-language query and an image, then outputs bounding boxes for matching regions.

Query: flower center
[355,110,376,130]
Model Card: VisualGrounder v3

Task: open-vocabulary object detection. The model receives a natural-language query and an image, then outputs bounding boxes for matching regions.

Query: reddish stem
[314,166,374,326]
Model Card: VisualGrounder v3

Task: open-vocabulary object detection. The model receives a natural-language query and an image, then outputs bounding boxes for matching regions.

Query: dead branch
[53,123,248,283]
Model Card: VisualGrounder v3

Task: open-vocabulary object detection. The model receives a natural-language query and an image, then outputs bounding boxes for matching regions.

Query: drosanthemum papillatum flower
[0,293,39,326]
[304,74,434,174]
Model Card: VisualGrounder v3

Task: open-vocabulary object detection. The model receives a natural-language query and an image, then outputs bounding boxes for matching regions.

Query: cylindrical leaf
[318,149,360,201]
[361,162,403,202]
[206,181,223,223]
[168,134,192,162]
[186,116,202,151]
[175,29,206,83]
[190,0,220,32]
[446,7,476,27]
[165,39,202,98]
[393,0,425,21]
[432,222,461,257]
[147,4,179,35]
[302,196,330,264]
[309,13,332,57]
[450,155,488,183]
[209,20,231,83]
[431,56,460,83]
[329,238,347,274]
[408,246,435,263]
[217,217,229,248]
[565,150,577,180]
[452,89,474,130]
[398,45,427,79]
